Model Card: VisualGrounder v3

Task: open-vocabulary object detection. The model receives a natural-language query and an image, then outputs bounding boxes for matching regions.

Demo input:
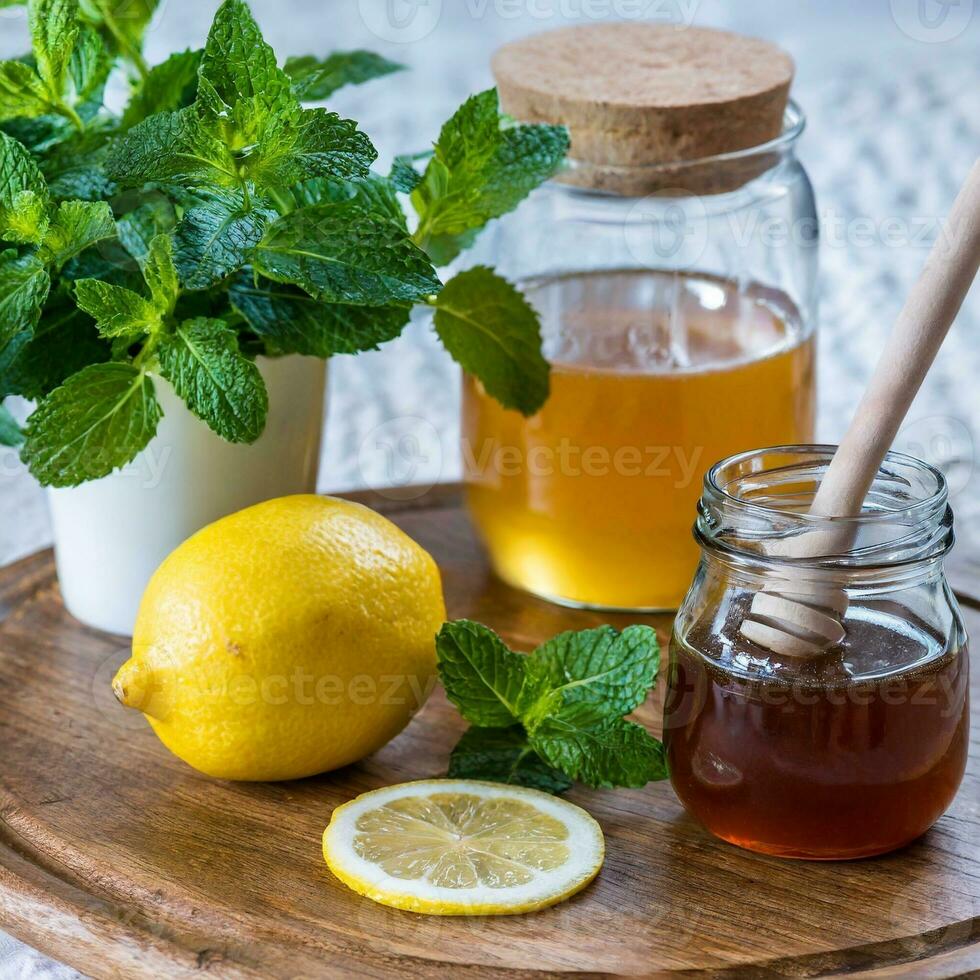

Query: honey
[665,600,970,860]
[462,269,816,610]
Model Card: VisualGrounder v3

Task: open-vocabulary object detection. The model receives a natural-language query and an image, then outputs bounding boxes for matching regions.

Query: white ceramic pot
[48,356,327,635]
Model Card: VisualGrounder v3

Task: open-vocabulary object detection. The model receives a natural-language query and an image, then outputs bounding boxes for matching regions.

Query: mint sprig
[437,621,667,793]
[1,0,569,488]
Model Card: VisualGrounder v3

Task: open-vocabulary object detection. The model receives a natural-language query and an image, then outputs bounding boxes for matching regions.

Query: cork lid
[492,23,795,195]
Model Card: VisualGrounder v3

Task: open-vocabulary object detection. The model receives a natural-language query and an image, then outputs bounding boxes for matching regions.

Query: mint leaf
[253,200,440,306]
[448,726,573,794]
[284,173,405,228]
[230,273,410,356]
[284,51,404,101]
[0,299,108,397]
[198,0,293,117]
[431,265,549,416]
[38,129,115,201]
[390,154,424,194]
[38,199,115,268]
[0,400,23,446]
[22,361,161,486]
[0,130,50,242]
[78,0,158,68]
[526,625,660,721]
[173,189,275,290]
[29,0,79,103]
[68,24,111,110]
[268,108,376,185]
[105,109,240,189]
[141,233,178,312]
[116,197,176,263]
[530,711,668,790]
[0,130,49,205]
[120,49,201,130]
[0,61,52,120]
[436,620,537,728]
[0,249,50,347]
[156,316,267,443]
[74,278,159,337]
[412,89,569,263]
[436,620,667,793]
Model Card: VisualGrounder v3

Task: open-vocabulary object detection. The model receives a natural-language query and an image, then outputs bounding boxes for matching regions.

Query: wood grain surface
[0,485,977,979]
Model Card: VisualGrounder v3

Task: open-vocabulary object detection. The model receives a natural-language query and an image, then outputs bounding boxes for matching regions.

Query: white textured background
[1,0,979,975]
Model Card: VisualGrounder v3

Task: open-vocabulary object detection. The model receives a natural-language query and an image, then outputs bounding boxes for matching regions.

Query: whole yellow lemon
[112,495,445,781]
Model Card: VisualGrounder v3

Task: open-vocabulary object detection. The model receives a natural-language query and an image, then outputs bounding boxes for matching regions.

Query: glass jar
[462,104,818,611]
[664,446,970,861]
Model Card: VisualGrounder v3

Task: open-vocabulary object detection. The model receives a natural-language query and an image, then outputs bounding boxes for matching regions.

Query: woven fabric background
[0,0,977,974]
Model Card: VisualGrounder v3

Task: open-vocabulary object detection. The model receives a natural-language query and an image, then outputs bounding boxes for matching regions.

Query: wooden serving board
[1,485,978,979]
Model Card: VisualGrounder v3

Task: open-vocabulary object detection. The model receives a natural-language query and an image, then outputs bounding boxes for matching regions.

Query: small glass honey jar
[463,24,818,611]
[664,447,970,860]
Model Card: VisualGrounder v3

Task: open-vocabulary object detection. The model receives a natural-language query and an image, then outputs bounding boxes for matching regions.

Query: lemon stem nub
[112,659,165,720]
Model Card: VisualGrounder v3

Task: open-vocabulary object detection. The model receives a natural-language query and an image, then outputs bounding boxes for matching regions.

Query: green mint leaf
[1,189,49,243]
[413,89,569,261]
[435,619,538,728]
[38,129,116,201]
[68,24,111,110]
[115,197,176,264]
[78,0,159,66]
[173,189,275,290]
[0,131,50,243]
[105,109,240,189]
[141,233,178,312]
[198,0,293,116]
[156,316,267,443]
[282,174,405,229]
[29,0,79,102]
[229,272,410,356]
[431,265,549,416]
[0,249,50,347]
[0,61,53,120]
[120,49,201,130]
[0,298,108,398]
[530,709,669,790]
[448,725,572,795]
[38,199,115,268]
[526,625,660,723]
[253,200,440,306]
[284,51,404,101]
[231,108,375,191]
[271,108,376,185]
[22,361,161,486]
[73,278,159,338]
[390,154,424,194]
[0,129,49,204]
[0,400,23,446]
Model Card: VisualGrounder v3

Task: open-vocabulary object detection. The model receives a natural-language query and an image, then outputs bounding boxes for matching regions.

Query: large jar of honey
[665,447,969,860]
[462,24,818,610]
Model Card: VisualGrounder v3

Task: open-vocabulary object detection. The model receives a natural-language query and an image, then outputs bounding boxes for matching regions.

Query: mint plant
[0,0,569,484]
[437,620,667,793]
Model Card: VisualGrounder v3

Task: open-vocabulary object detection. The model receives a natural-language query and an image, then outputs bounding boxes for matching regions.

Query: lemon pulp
[323,779,604,915]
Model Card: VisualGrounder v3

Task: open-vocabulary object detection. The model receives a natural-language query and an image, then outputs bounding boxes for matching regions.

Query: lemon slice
[322,779,605,915]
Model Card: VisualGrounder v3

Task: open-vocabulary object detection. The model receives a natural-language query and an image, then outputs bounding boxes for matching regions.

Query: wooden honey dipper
[740,159,980,658]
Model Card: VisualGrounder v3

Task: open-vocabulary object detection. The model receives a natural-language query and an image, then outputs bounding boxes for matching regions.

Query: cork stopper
[493,23,795,196]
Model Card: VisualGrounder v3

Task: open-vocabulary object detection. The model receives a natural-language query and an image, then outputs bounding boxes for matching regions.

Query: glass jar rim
[559,100,806,181]
[697,444,954,571]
